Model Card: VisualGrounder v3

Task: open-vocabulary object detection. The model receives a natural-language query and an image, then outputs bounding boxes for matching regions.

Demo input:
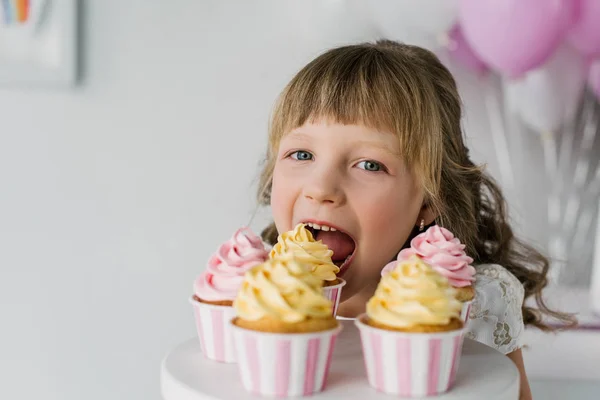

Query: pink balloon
[568,0,600,57]
[558,0,582,34]
[589,59,600,100]
[447,24,488,76]
[459,0,568,77]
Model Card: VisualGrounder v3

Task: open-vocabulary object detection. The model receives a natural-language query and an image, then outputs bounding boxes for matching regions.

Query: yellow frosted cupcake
[233,255,338,333]
[356,255,466,396]
[366,255,463,332]
[231,256,343,397]
[270,223,341,286]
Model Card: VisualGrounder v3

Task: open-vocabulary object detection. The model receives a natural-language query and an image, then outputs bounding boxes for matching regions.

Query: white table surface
[161,319,519,399]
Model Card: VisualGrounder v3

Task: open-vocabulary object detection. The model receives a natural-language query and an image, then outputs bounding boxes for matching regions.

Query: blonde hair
[257,40,574,330]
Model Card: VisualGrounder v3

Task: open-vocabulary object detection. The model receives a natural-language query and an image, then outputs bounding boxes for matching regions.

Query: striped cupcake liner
[189,296,237,363]
[322,278,346,317]
[231,322,343,397]
[460,300,473,324]
[355,315,465,397]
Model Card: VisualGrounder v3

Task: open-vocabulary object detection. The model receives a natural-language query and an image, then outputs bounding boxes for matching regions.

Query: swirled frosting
[270,223,339,282]
[368,256,462,328]
[234,256,332,323]
[382,226,475,287]
[194,227,268,302]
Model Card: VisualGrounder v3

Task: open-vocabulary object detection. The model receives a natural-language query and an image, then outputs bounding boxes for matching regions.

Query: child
[256,40,574,400]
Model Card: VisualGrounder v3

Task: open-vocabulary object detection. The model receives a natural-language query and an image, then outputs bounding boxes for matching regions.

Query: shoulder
[474,264,525,300]
[466,264,525,354]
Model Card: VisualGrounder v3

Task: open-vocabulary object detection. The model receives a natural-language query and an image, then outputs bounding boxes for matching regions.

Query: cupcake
[190,227,268,363]
[356,256,465,397]
[270,223,346,316]
[383,225,476,322]
[231,256,342,397]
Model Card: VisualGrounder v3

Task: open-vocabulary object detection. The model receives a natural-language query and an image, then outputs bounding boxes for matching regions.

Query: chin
[336,274,361,302]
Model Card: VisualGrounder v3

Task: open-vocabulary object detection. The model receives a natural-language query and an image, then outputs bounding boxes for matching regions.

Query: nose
[302,166,345,206]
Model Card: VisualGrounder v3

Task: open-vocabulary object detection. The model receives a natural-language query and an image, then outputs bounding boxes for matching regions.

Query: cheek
[370,198,413,230]
[270,167,295,232]
[358,189,422,253]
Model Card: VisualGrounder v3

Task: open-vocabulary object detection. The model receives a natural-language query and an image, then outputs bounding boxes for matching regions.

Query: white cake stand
[161,319,519,399]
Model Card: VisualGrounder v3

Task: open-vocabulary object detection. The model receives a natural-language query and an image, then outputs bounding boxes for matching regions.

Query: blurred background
[0,1,599,399]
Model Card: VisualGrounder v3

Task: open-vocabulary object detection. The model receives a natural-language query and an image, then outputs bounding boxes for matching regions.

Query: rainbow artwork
[1,0,32,25]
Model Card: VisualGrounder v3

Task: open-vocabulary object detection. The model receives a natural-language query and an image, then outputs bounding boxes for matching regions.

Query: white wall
[0,1,593,399]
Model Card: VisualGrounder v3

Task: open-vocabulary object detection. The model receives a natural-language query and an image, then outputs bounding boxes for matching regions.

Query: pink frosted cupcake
[382,226,476,322]
[190,227,268,363]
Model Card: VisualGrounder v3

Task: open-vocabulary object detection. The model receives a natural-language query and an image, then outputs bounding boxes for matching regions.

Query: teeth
[305,222,337,232]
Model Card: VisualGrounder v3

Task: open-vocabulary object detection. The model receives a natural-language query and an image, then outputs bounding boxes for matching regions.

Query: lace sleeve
[465,264,525,355]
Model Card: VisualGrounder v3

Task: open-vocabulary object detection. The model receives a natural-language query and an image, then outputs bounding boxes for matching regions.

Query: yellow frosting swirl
[270,223,340,282]
[234,256,333,323]
[367,256,462,328]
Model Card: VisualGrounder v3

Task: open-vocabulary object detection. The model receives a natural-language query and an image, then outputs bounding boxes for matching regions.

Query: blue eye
[357,160,384,172]
[290,150,313,161]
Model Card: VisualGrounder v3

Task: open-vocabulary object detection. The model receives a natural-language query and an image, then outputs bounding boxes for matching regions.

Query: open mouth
[303,221,356,276]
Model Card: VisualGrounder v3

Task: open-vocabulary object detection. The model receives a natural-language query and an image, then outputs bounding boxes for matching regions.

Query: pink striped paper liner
[231,321,343,397]
[355,314,465,397]
[189,296,237,363]
[322,278,346,317]
[460,300,473,324]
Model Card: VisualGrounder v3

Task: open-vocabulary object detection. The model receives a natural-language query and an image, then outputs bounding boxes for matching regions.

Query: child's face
[270,121,425,301]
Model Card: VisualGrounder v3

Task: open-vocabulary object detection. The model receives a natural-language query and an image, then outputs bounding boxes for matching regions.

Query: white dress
[465,264,525,355]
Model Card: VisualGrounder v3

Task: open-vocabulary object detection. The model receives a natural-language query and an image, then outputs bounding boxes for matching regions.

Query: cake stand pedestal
[161,319,519,399]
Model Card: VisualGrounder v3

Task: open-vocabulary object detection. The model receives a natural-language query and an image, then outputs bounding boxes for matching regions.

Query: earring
[419,219,425,232]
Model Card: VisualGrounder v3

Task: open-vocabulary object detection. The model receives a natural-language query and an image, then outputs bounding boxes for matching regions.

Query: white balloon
[508,45,587,133]
[368,0,459,40]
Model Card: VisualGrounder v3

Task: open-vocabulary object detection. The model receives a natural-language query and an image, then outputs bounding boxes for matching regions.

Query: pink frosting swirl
[194,227,268,302]
[381,226,475,287]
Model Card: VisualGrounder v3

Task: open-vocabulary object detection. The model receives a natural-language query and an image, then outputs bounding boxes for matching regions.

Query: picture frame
[0,0,78,87]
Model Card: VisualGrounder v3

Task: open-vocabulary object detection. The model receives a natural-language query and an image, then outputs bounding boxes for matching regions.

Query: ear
[416,202,437,227]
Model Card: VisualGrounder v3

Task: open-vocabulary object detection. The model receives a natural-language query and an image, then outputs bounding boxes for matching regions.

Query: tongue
[315,230,355,261]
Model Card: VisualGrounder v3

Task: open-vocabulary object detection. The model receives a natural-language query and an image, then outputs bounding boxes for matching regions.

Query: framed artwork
[0,0,78,87]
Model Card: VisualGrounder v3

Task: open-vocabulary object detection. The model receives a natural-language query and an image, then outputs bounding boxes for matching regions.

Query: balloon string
[570,156,600,256]
[541,131,559,229]
[556,97,599,285]
[591,199,600,313]
[540,130,564,284]
[563,99,599,236]
[484,81,515,192]
[555,123,574,197]
[501,78,526,226]
[541,131,558,180]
